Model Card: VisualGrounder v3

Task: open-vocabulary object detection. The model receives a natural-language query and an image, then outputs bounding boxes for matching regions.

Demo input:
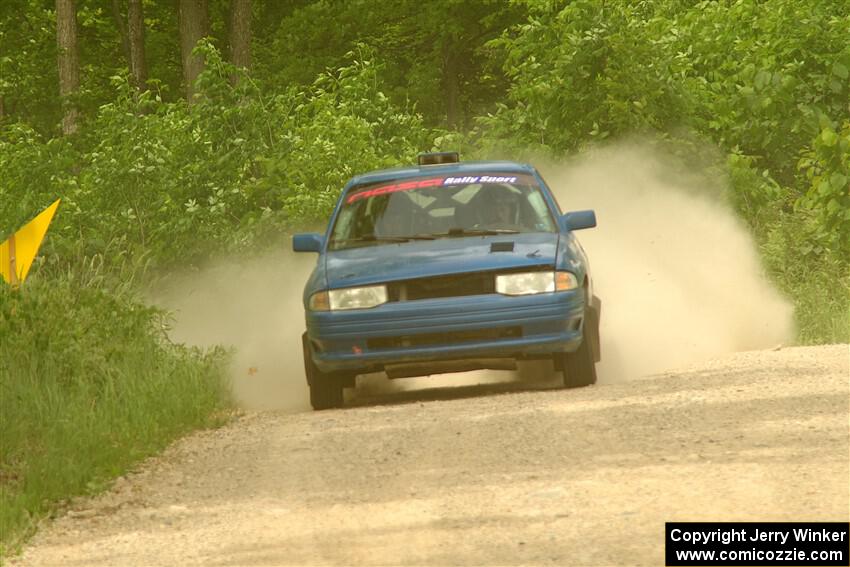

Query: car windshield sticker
[443,175,518,185]
[347,173,534,204]
[347,177,443,204]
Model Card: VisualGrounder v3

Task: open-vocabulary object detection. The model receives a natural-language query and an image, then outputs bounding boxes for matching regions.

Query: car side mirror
[561,210,597,231]
[292,233,324,253]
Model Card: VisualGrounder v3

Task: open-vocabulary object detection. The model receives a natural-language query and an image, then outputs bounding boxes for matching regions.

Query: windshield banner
[347,173,536,204]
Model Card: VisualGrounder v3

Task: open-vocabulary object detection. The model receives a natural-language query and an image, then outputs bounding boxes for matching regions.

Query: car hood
[324,232,559,288]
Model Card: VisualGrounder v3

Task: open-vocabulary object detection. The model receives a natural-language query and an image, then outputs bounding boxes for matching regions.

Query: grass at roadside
[759,219,850,345]
[790,269,850,345]
[0,275,231,558]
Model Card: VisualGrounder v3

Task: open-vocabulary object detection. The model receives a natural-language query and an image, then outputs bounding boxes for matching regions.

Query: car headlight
[309,285,388,311]
[495,271,578,296]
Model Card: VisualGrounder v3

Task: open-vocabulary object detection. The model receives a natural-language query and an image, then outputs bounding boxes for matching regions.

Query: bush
[480,0,694,154]
[797,121,850,261]
[1,44,435,276]
[760,209,850,344]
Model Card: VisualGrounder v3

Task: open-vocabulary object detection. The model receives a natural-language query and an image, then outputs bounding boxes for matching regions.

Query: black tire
[560,308,598,388]
[302,333,344,410]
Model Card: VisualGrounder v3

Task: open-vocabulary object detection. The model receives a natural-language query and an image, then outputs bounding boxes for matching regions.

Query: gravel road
[12,345,850,566]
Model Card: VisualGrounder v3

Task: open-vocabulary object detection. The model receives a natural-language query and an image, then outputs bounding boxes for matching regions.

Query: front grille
[366,326,522,349]
[388,271,495,301]
[386,266,553,301]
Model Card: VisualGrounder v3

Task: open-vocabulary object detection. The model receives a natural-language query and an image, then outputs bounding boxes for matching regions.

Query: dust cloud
[539,143,795,382]
[152,249,315,411]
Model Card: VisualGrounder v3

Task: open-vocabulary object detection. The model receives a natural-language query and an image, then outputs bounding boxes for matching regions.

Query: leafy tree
[0,45,434,271]
[258,0,524,127]
[674,0,850,187]
[0,0,58,132]
[480,0,696,152]
[798,121,850,259]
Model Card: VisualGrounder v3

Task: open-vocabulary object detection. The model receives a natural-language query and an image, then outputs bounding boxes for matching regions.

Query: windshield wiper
[397,234,438,240]
[432,228,521,237]
[333,234,437,246]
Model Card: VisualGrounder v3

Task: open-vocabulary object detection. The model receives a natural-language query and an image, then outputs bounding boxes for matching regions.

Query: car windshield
[328,172,557,250]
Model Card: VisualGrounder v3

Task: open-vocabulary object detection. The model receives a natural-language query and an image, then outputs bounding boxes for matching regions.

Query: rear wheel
[302,333,344,410]
[559,307,599,388]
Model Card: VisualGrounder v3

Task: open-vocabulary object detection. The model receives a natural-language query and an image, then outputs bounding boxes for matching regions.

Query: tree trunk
[56,0,80,135]
[128,0,147,91]
[178,0,209,102]
[442,43,461,129]
[111,0,130,65]
[228,0,251,84]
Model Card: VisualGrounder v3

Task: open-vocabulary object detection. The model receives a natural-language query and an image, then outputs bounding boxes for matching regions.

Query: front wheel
[559,307,599,388]
[302,333,344,410]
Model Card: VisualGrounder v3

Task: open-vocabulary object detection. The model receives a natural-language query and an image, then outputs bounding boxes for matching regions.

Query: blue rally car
[293,152,601,410]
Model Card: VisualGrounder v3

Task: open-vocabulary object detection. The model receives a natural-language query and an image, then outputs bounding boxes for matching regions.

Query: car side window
[526,190,556,231]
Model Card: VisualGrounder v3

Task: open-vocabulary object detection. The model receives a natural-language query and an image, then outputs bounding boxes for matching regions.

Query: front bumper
[305,290,586,374]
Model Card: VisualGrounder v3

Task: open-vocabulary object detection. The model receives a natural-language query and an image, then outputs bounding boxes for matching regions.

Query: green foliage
[0,0,151,134]
[248,47,433,220]
[483,0,850,161]
[258,0,523,128]
[0,124,75,234]
[1,0,519,132]
[0,0,58,133]
[481,0,694,153]
[675,0,850,185]
[798,122,850,259]
[760,207,850,344]
[725,151,785,235]
[1,44,433,273]
[0,276,230,555]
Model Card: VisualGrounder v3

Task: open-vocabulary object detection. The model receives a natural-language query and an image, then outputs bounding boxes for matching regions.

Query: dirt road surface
[12,345,850,566]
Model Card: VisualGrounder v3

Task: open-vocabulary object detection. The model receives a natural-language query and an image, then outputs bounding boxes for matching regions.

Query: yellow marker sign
[0,199,61,287]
